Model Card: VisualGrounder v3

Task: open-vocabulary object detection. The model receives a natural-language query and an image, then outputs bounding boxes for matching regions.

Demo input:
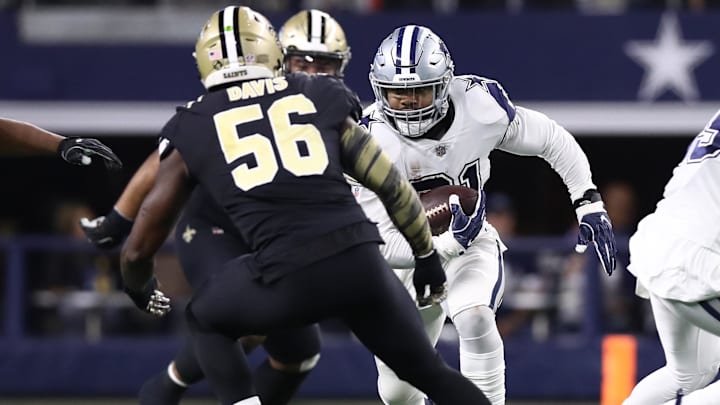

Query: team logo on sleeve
[182,226,197,243]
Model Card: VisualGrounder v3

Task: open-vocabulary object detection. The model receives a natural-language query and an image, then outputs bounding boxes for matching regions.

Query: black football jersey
[182,186,240,238]
[161,73,381,281]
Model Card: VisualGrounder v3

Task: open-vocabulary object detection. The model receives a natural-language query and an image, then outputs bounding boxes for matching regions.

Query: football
[419,185,479,235]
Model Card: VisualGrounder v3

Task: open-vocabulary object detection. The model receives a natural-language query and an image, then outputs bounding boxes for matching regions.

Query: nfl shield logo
[435,144,447,157]
[208,50,222,61]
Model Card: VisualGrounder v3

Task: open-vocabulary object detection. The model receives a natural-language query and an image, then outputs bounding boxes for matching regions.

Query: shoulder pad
[301,74,361,123]
[456,75,516,123]
[359,104,385,128]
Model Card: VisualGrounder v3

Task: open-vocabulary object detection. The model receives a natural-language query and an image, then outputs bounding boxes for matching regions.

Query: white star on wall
[624,13,714,101]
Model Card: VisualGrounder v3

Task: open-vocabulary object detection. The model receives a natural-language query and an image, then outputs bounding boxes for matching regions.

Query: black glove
[79,209,134,249]
[413,250,448,307]
[123,278,171,317]
[57,137,123,170]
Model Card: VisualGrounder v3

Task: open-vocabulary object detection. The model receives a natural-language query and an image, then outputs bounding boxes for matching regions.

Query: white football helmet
[369,25,454,138]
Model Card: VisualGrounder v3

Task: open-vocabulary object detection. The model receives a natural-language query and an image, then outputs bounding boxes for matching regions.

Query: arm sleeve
[341,123,434,258]
[497,106,596,202]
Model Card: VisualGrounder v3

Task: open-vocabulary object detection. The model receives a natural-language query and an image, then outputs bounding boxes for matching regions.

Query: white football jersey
[354,75,597,268]
[628,110,720,301]
[653,109,720,251]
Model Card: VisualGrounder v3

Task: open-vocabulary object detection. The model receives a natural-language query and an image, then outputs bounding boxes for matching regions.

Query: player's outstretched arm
[0,118,63,154]
[340,118,446,306]
[120,149,192,316]
[0,118,123,169]
[80,150,160,249]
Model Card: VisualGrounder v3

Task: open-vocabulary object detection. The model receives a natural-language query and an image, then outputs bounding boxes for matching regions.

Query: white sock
[454,307,506,405]
[459,343,506,405]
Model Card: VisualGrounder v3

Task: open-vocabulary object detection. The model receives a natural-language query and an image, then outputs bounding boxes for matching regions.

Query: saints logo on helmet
[369,25,454,138]
[279,9,351,77]
[195,6,283,89]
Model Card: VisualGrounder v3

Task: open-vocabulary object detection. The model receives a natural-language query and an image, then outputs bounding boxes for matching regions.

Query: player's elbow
[120,243,150,274]
[121,245,141,268]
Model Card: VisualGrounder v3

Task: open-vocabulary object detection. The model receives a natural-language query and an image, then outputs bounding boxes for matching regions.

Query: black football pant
[187,242,490,405]
[171,211,321,383]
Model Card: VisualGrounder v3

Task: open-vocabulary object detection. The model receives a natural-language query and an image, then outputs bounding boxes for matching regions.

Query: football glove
[574,189,617,276]
[413,250,447,307]
[123,277,171,317]
[448,190,486,249]
[57,137,123,170]
[80,209,134,249]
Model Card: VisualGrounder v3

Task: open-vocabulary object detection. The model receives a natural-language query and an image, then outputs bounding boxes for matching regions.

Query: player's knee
[240,335,266,353]
[264,326,322,364]
[670,368,717,393]
[262,325,321,373]
[452,305,497,340]
[185,300,212,333]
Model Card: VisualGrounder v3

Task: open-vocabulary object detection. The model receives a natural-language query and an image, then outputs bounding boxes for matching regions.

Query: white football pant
[375,228,507,405]
[623,293,720,405]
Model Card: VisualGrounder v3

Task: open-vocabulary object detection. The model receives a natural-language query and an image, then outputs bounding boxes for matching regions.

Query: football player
[1,118,122,169]
[622,109,720,405]
[280,8,351,77]
[354,25,617,405]
[120,6,491,405]
[80,9,357,405]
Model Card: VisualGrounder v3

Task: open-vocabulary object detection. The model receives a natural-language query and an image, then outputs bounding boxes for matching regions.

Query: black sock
[253,359,311,405]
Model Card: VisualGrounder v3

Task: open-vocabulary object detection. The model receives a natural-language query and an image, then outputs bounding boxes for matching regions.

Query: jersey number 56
[213,94,329,191]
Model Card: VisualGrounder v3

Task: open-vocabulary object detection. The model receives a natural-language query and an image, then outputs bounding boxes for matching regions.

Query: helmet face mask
[285,53,343,76]
[195,6,284,89]
[279,9,351,77]
[369,25,454,138]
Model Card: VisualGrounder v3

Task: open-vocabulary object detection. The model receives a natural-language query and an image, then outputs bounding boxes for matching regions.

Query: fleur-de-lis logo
[182,226,197,243]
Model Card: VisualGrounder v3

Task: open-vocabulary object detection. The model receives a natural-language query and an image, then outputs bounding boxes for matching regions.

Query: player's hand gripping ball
[420,185,479,235]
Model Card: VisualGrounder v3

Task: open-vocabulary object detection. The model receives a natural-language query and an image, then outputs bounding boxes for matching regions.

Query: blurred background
[0,0,719,403]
